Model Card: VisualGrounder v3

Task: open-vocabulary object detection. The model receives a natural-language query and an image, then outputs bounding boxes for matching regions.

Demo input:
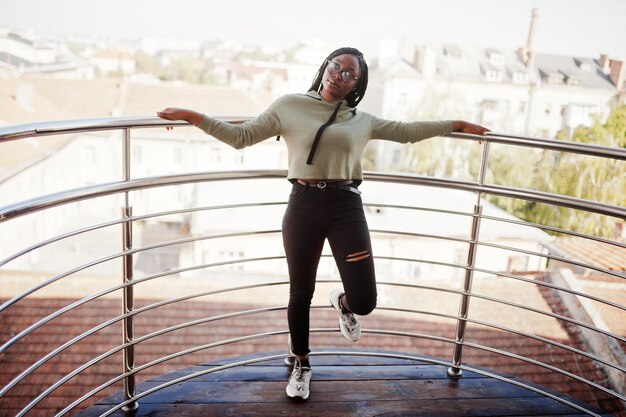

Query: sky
[1,0,625,60]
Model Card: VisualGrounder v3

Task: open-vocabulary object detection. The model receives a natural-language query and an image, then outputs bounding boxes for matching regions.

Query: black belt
[296,179,361,195]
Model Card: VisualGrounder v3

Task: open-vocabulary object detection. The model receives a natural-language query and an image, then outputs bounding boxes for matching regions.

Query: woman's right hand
[157,108,203,129]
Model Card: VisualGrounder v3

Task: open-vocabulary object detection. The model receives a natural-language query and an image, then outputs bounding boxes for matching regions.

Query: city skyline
[1,0,625,60]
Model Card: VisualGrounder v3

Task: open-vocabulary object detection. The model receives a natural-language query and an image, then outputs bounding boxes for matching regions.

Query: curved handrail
[2,171,624,222]
[1,116,624,417]
[2,116,625,161]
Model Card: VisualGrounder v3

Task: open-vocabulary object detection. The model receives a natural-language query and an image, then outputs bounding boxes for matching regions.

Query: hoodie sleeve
[370,114,453,143]
[197,99,282,149]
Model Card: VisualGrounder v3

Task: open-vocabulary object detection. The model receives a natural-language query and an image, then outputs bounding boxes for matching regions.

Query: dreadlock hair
[304,47,369,165]
[308,47,369,108]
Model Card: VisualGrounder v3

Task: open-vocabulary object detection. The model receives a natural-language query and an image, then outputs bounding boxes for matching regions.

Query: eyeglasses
[326,60,359,83]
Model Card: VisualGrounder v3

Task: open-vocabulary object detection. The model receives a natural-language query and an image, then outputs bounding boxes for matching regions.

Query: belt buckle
[317,181,327,189]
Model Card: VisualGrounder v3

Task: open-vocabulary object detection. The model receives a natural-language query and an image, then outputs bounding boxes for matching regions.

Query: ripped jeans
[282,181,377,356]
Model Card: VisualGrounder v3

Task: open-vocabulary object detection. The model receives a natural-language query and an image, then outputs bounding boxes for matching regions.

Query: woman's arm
[157,104,281,149]
[370,116,490,144]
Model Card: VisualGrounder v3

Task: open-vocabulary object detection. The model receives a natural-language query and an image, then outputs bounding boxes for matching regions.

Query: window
[507,256,528,272]
[544,103,552,115]
[489,53,505,66]
[485,69,503,82]
[512,72,528,84]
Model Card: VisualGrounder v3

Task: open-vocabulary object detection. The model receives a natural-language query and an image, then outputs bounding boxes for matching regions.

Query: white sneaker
[330,289,361,342]
[284,334,295,366]
[285,359,311,400]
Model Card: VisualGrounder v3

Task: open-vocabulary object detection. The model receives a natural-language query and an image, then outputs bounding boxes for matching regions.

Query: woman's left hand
[453,120,491,136]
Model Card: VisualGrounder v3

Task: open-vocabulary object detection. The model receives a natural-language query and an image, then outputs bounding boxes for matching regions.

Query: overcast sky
[1,0,625,59]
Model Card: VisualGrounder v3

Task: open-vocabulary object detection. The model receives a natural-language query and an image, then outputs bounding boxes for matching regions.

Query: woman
[157,47,490,401]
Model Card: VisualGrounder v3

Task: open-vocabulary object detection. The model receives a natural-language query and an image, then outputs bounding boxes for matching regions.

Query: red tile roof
[1,291,623,416]
[555,236,626,275]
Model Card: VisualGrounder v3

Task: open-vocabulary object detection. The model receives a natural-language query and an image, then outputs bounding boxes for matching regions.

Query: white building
[0,29,95,79]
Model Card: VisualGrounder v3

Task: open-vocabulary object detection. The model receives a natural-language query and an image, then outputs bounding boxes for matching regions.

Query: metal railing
[0,117,625,416]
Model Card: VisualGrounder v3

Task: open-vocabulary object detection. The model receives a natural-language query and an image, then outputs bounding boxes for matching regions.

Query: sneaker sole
[286,387,310,400]
[330,292,361,342]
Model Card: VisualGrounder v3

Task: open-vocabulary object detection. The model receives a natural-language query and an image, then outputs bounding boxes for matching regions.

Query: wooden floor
[76,350,613,417]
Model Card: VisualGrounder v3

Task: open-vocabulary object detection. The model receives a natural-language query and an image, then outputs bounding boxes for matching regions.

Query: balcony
[0,117,624,416]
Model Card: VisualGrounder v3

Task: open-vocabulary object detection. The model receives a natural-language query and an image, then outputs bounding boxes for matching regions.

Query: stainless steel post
[447,140,490,377]
[121,128,138,411]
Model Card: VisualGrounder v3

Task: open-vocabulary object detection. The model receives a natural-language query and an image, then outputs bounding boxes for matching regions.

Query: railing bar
[370,213,626,278]
[2,281,458,400]
[3,199,618,272]
[0,170,288,222]
[0,282,293,398]
[39,330,291,417]
[371,231,625,282]
[131,201,287,222]
[0,201,288,268]
[476,239,625,279]
[447,131,626,160]
[17,316,294,415]
[0,229,282,314]
[0,251,122,314]
[362,227,620,284]
[461,340,625,401]
[374,280,626,343]
[0,255,287,353]
[476,213,626,249]
[2,116,623,160]
[375,304,624,372]
[3,251,622,360]
[470,266,626,312]
[3,171,625,223]
[4,228,618,324]
[374,248,626,310]
[57,330,457,417]
[465,287,626,343]
[363,202,475,218]
[456,313,625,372]
[370,229,471,244]
[0,218,129,268]
[14,281,615,406]
[368,202,626,252]
[70,335,607,417]
[364,173,626,218]
[377,252,625,311]
[0,116,622,160]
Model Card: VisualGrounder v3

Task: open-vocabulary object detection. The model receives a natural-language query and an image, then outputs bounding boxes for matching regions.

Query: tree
[489,104,625,238]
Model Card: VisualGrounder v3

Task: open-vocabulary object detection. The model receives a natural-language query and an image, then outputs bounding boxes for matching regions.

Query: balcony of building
[0,116,624,416]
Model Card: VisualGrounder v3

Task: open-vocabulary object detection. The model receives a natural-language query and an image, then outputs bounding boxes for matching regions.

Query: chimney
[412,47,421,71]
[609,59,625,89]
[524,8,539,68]
[599,54,611,73]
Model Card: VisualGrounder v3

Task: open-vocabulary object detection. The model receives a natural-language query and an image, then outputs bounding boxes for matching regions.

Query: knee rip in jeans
[346,250,370,262]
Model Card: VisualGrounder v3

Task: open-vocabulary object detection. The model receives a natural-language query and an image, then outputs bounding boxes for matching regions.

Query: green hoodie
[198,90,453,180]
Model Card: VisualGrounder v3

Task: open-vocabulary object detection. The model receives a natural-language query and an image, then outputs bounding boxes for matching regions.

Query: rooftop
[1,272,623,416]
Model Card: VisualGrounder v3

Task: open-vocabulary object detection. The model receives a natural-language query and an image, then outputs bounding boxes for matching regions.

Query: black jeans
[282,182,377,356]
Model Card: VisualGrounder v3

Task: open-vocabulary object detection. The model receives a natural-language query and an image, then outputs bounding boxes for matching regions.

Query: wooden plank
[202,351,441,367]
[77,397,611,417]
[99,377,542,405]
[150,364,486,383]
[73,352,615,417]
